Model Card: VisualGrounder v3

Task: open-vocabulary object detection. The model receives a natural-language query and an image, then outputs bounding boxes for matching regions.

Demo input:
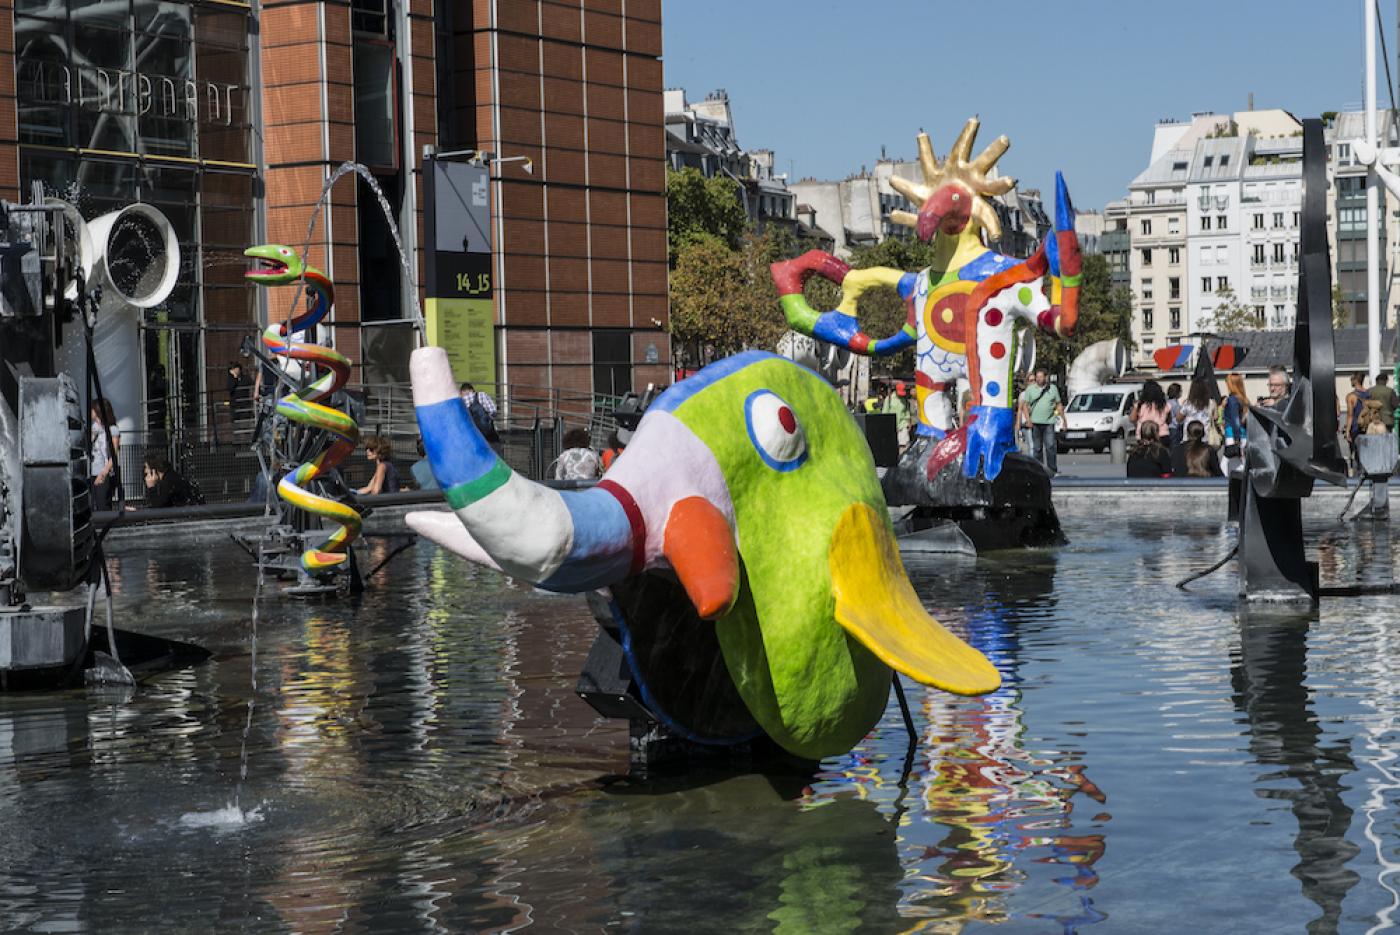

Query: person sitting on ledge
[1171,420,1221,478]
[358,435,401,495]
[1126,420,1171,479]
[410,437,438,490]
[142,452,197,508]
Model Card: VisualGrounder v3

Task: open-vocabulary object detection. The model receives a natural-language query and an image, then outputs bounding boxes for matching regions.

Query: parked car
[1059,383,1142,453]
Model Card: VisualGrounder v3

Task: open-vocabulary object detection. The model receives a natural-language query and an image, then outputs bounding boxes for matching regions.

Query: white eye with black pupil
[745,390,808,471]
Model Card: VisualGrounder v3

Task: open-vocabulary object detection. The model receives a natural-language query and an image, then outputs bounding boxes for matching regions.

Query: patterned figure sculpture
[245,244,363,572]
[771,118,1081,482]
[408,346,1000,759]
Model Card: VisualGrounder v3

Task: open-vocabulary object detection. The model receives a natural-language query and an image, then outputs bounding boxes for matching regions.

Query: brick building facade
[452,0,670,399]
[5,0,668,426]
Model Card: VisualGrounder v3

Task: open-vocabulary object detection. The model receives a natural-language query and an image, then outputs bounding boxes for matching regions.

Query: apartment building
[1239,139,1302,329]
[665,88,795,234]
[1122,110,1306,365]
[1328,109,1400,327]
[1187,135,1248,332]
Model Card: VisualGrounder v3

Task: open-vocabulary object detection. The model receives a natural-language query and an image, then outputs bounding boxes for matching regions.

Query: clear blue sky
[663,0,1377,211]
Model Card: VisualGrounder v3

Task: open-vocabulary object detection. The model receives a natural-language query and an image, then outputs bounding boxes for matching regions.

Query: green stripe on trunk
[444,458,512,509]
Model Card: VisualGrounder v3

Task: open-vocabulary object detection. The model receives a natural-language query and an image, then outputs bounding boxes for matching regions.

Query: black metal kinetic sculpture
[1236,118,1348,601]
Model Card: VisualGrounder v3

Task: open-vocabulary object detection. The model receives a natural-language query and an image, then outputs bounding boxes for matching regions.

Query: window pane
[353,42,397,168]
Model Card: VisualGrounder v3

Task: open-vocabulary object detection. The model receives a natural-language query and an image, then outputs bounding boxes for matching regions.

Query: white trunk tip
[411,346,458,407]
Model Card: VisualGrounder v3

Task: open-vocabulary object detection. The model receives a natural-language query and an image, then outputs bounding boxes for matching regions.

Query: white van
[1059,383,1142,453]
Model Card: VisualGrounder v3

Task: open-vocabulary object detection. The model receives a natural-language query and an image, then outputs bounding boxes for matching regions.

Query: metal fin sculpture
[245,244,363,572]
[1237,119,1347,600]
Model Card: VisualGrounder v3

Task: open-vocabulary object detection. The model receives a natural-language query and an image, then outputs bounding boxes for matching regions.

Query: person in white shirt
[90,398,120,510]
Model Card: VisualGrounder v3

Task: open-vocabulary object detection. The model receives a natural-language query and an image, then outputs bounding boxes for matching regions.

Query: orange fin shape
[662,497,739,620]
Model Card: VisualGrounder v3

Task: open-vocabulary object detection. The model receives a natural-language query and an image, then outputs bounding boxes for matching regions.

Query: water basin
[3,506,1400,932]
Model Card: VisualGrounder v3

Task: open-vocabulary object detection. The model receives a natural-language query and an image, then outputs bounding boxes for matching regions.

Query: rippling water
[7,509,1400,932]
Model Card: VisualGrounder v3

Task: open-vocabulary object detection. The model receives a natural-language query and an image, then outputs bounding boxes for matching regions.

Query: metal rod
[1369,0,1383,380]
[91,481,599,528]
[891,673,918,757]
[363,540,416,581]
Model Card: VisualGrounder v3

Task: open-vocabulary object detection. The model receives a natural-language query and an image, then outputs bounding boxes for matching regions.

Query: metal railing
[110,380,629,507]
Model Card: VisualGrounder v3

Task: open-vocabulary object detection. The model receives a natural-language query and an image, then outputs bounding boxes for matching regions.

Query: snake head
[244,244,304,285]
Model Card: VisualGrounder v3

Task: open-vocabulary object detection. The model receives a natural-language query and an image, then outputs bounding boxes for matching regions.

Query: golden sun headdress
[889,117,1016,241]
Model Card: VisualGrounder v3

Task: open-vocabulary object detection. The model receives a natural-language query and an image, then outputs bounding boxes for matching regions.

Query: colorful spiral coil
[245,243,363,572]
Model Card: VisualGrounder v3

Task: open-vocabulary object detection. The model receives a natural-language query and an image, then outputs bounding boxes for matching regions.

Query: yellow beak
[829,503,1001,695]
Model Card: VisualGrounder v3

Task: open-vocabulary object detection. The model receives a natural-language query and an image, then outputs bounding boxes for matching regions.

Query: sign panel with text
[425,159,496,392]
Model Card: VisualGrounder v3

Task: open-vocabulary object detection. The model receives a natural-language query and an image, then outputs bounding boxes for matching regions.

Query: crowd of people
[1118,366,1398,480]
[134,355,1400,506]
[847,362,1398,482]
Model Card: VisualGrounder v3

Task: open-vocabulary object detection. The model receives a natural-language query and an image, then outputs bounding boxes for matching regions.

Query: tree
[666,167,749,265]
[1033,253,1135,379]
[1202,283,1261,332]
[1332,282,1349,328]
[668,230,789,369]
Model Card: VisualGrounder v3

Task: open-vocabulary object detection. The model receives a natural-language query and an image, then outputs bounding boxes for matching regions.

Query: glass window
[353,42,397,169]
[1069,393,1127,413]
[593,331,633,397]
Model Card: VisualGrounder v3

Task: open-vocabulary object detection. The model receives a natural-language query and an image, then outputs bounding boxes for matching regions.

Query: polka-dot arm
[963,268,1044,413]
[959,269,1046,481]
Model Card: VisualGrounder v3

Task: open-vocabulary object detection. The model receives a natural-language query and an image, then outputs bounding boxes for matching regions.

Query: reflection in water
[869,550,1109,932]
[1232,609,1359,934]
[10,510,1400,930]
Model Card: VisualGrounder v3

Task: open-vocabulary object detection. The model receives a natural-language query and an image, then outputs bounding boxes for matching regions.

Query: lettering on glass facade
[19,60,240,126]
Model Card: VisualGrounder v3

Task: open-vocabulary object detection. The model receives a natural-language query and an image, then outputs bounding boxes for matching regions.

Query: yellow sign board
[425,297,497,394]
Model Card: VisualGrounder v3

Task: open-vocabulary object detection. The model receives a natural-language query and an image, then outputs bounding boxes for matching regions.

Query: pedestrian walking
[1345,373,1370,471]
[1369,373,1397,432]
[1020,367,1066,474]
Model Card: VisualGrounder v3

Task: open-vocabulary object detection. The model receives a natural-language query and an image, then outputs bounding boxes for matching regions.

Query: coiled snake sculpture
[244,244,363,572]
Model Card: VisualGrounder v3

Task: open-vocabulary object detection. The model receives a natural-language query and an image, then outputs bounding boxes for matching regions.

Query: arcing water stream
[290,161,425,343]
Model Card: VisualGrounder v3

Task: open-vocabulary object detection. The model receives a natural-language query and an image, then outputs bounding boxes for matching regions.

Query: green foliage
[1203,283,1262,332]
[1333,282,1350,329]
[666,167,750,265]
[668,230,790,369]
[1206,119,1239,139]
[1034,253,1135,379]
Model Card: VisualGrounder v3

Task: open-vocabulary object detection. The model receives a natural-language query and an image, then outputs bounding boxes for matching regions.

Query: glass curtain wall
[16,0,257,435]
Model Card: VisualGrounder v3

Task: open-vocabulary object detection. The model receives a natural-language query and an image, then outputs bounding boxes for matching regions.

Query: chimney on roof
[1248,91,1254,111]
